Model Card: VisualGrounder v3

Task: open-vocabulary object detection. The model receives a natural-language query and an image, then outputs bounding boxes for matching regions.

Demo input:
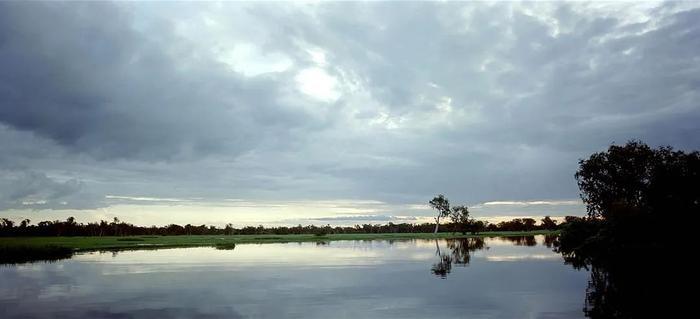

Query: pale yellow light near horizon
[3,197,584,227]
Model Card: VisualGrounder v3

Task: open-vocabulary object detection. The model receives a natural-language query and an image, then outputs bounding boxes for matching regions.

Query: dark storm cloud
[0,2,316,161]
[0,1,698,219]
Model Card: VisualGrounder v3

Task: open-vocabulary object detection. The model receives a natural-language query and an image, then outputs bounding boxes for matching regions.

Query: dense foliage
[560,140,698,262]
[575,140,698,221]
[557,141,698,318]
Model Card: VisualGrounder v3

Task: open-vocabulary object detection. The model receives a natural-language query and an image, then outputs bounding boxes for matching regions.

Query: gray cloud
[0,2,698,221]
[307,215,418,222]
[0,2,316,161]
[0,170,104,210]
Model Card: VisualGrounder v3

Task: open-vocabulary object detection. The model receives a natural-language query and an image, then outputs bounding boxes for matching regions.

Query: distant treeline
[0,216,569,237]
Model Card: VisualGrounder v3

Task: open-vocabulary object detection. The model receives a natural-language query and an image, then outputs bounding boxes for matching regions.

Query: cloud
[307,215,419,222]
[0,2,317,162]
[105,195,193,203]
[0,171,104,210]
[479,200,582,207]
[0,1,698,224]
[470,200,586,219]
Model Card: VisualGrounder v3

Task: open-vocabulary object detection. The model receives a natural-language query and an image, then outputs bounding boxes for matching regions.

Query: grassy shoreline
[0,230,557,252]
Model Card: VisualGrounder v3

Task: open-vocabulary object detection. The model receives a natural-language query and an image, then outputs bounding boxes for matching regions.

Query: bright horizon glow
[2,198,584,227]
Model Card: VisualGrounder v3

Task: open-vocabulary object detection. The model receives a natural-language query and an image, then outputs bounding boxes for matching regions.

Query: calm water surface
[1,236,588,318]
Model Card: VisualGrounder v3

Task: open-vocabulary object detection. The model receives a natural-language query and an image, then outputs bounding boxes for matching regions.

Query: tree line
[0,215,566,237]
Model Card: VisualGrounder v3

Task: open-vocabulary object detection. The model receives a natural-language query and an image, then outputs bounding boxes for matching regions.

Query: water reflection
[1,236,587,318]
[0,246,73,265]
[431,238,487,278]
[543,234,557,248]
[500,236,537,246]
[431,239,452,277]
[557,244,670,319]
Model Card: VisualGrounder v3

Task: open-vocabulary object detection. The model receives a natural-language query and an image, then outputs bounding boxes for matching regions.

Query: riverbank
[0,230,557,252]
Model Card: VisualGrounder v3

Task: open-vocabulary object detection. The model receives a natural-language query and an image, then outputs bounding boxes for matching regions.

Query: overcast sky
[1,1,699,226]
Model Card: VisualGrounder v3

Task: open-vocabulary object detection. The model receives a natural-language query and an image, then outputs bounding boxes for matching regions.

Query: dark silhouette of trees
[0,216,563,237]
[575,140,698,221]
[430,195,482,234]
[467,219,487,234]
[540,216,558,230]
[559,140,698,263]
[522,218,536,231]
[1,218,14,229]
[449,205,471,234]
[493,218,529,231]
[556,140,697,318]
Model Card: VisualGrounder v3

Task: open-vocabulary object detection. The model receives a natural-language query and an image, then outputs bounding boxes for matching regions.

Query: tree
[429,195,451,234]
[522,218,536,231]
[560,140,700,260]
[1,218,14,229]
[469,220,486,234]
[556,140,699,318]
[540,216,558,230]
[575,140,699,221]
[112,217,120,236]
[450,205,471,234]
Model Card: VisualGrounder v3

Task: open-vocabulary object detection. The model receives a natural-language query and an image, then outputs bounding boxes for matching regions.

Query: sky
[1,1,699,226]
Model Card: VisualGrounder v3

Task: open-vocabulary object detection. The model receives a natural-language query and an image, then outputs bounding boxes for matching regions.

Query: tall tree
[429,195,451,234]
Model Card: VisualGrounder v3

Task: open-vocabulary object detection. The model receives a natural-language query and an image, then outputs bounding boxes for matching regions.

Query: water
[0,236,588,318]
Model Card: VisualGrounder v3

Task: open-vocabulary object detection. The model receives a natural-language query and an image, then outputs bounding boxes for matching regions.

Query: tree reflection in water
[543,234,557,248]
[431,239,452,278]
[554,231,676,319]
[500,236,537,247]
[558,247,671,319]
[431,237,487,278]
[430,234,674,318]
